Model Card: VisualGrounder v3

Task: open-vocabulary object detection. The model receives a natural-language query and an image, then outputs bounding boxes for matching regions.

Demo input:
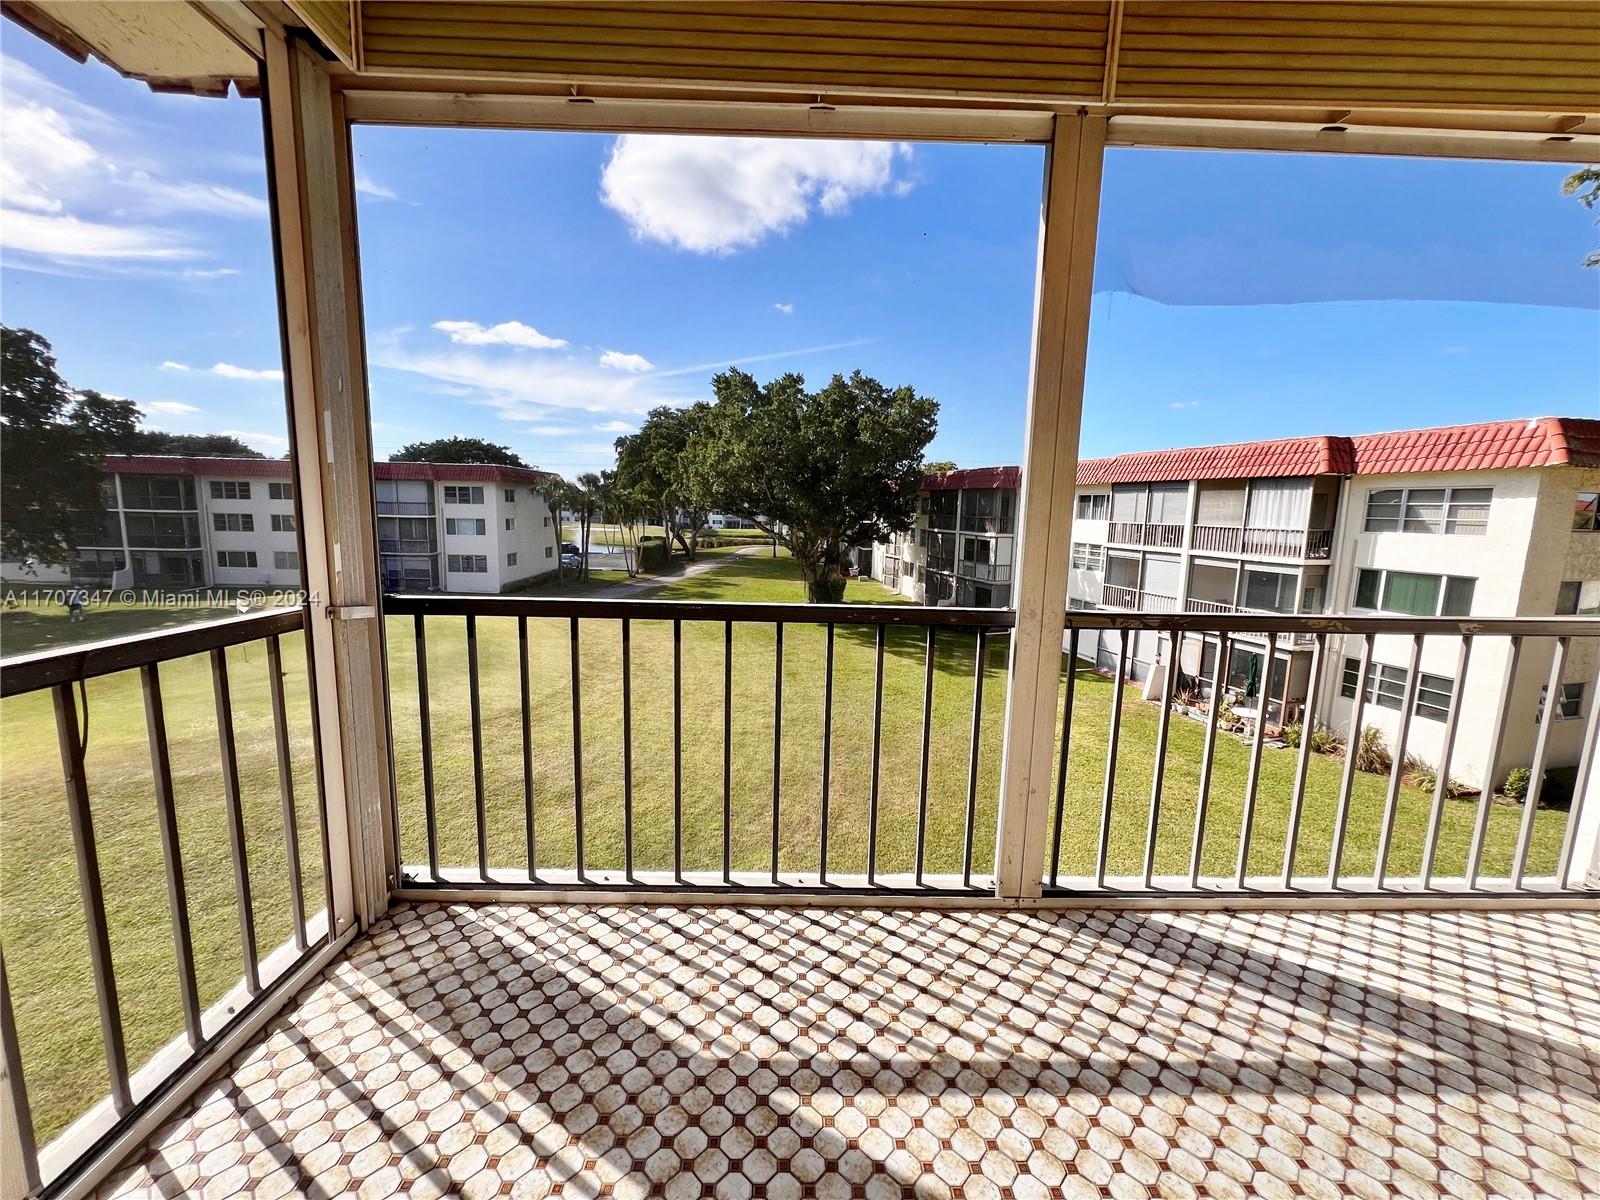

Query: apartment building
[869,417,1600,785]
[865,466,1020,608]
[7,456,562,594]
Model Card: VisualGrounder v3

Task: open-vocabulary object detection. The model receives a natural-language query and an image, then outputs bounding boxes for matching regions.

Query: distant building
[867,417,1600,786]
[5,456,562,594]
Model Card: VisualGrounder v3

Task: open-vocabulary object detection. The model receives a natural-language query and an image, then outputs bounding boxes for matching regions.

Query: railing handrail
[0,607,306,698]
[382,593,1018,628]
[1065,610,1600,637]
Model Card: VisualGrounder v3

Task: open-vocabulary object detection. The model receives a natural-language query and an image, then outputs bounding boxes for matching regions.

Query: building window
[1070,543,1103,570]
[504,517,515,531]
[504,488,516,502]
[543,516,551,527]
[1354,568,1475,617]
[1364,486,1491,535]
[273,550,299,571]
[1575,492,1599,531]
[1538,682,1586,721]
[507,552,518,566]
[545,545,553,558]
[1557,579,1600,615]
[216,550,257,569]
[213,512,254,533]
[446,517,487,536]
[120,476,196,510]
[1341,658,1453,721]
[209,480,252,501]
[1075,493,1110,521]
[443,485,484,505]
[269,481,294,500]
[271,513,296,533]
[447,554,488,573]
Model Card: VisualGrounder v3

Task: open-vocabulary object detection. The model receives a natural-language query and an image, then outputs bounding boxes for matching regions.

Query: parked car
[560,551,582,570]
[561,541,581,557]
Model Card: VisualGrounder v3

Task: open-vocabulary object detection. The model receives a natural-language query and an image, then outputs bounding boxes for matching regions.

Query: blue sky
[3,24,1595,479]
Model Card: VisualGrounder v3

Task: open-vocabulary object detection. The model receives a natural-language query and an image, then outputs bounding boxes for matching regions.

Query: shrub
[1408,764,1471,798]
[637,535,670,572]
[1282,722,1302,748]
[1290,723,1344,755]
[1352,725,1390,774]
[1501,766,1531,800]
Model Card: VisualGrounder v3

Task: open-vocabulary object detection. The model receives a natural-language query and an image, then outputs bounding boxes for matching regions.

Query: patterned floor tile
[97,903,1600,1199]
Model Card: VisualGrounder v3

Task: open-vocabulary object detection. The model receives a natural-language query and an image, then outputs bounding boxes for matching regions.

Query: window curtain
[1245,477,1312,529]
[1111,485,1147,523]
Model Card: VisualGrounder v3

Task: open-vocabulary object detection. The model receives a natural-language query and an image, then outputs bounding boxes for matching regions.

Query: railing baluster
[1278,633,1323,888]
[819,623,835,883]
[466,615,488,880]
[673,618,683,883]
[570,616,586,882]
[53,682,132,1113]
[141,663,202,1049]
[723,621,733,884]
[1143,631,1179,888]
[414,614,439,880]
[0,950,39,1197]
[867,624,885,886]
[1234,633,1277,889]
[915,627,937,886]
[1327,633,1373,888]
[1512,636,1569,889]
[1374,634,1425,889]
[962,629,988,889]
[1094,630,1131,887]
[1420,636,1473,889]
[1555,663,1600,889]
[1048,624,1078,889]
[1190,633,1230,888]
[1466,636,1522,888]
[771,622,784,884]
[520,616,536,881]
[211,650,259,994]
[621,618,634,882]
[266,636,307,952]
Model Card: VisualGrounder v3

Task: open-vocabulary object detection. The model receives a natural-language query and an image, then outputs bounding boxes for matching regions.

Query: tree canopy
[115,430,264,458]
[686,368,937,602]
[392,436,527,466]
[2,326,142,564]
[612,403,715,560]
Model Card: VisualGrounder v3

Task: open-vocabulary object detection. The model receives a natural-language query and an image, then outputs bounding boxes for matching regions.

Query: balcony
[1106,521,1182,549]
[958,559,1011,582]
[3,599,1597,1200]
[1099,583,1176,611]
[1193,526,1334,560]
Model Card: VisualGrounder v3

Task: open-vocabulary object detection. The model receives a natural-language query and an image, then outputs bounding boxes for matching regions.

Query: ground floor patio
[95,901,1599,1200]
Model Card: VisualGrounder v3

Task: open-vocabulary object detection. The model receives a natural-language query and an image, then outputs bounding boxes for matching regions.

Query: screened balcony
[1,4,1596,1200]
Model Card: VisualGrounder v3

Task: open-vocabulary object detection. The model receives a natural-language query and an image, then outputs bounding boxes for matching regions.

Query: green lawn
[0,591,285,658]
[0,550,1569,1145]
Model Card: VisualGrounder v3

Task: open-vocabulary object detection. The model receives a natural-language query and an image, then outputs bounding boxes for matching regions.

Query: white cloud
[600,135,913,254]
[0,209,195,261]
[142,400,200,415]
[0,54,266,272]
[160,361,191,371]
[212,362,284,382]
[595,420,635,433]
[433,320,569,350]
[1168,400,1201,410]
[599,350,654,373]
[355,171,398,200]
[774,302,795,315]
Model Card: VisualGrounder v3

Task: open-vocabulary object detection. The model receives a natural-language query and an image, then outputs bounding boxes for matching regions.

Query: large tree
[2,327,141,564]
[688,368,937,603]
[392,436,527,466]
[612,403,714,561]
[1563,165,1600,268]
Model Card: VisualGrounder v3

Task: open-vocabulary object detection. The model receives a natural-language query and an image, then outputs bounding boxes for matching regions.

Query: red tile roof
[104,455,553,485]
[1071,417,1600,488]
[923,465,1021,492]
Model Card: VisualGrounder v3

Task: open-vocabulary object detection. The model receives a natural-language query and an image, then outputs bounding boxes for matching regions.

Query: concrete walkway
[580,543,767,599]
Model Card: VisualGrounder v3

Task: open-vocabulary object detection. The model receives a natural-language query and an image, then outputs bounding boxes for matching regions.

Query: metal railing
[384,595,1014,895]
[0,608,334,1196]
[959,560,1012,583]
[1107,521,1183,548]
[1049,611,1599,898]
[1101,584,1176,612]
[1192,524,1243,554]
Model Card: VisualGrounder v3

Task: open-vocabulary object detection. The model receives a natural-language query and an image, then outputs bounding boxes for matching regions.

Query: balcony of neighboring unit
[378,537,438,555]
[959,559,1012,583]
[1106,521,1184,549]
[1100,582,1177,611]
[375,501,435,517]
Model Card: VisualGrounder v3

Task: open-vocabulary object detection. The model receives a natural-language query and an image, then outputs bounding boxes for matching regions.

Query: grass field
[0,591,281,658]
[0,549,1570,1144]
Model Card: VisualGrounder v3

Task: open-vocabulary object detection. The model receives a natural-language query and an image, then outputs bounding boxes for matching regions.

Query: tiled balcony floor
[99,901,1600,1200]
